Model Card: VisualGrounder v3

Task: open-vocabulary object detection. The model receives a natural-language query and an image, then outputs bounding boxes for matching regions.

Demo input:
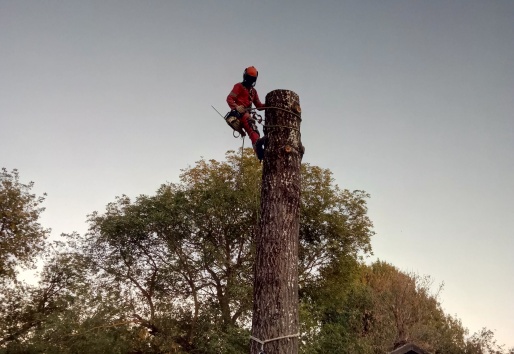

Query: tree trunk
[250,90,303,354]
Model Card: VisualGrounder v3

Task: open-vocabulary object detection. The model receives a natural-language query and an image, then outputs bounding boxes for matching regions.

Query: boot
[253,136,266,161]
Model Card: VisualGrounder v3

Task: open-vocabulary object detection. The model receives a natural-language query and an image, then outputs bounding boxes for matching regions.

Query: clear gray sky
[1,0,513,347]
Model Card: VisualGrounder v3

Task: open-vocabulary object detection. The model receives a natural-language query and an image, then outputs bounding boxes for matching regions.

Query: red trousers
[240,112,260,145]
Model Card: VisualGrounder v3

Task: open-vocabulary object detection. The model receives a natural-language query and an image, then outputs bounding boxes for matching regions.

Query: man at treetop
[227,66,265,160]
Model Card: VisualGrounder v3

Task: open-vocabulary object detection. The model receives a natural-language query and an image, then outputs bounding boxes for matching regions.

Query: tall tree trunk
[251,90,303,354]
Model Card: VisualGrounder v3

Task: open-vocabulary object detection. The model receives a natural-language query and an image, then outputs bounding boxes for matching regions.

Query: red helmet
[245,66,258,77]
[243,66,258,87]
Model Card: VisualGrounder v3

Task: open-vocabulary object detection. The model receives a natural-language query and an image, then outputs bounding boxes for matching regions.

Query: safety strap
[250,332,300,354]
[248,106,301,133]
[249,106,301,120]
[264,124,301,133]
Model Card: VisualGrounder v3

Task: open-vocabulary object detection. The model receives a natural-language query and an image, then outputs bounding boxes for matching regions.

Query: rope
[250,332,300,353]
[249,106,302,121]
[248,106,301,134]
[264,124,301,133]
[234,135,245,190]
[241,135,245,160]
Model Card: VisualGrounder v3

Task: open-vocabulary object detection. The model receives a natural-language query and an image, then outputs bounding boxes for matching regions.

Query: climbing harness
[212,105,246,138]
[250,332,300,354]
[212,106,264,139]
[248,111,263,135]
[226,111,246,138]
[247,106,302,134]
[212,105,304,158]
[212,105,300,138]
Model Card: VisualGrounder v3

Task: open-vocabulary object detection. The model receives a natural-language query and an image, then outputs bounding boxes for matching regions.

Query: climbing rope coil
[250,332,300,354]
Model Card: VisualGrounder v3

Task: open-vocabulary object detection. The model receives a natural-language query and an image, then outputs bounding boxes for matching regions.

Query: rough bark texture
[251,90,302,354]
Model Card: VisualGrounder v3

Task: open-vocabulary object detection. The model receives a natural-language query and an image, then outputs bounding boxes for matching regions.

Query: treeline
[0,154,511,354]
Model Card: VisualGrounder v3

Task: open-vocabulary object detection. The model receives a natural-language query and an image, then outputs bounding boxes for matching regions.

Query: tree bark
[251,90,302,354]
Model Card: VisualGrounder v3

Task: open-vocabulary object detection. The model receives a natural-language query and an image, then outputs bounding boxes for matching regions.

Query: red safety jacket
[227,83,264,110]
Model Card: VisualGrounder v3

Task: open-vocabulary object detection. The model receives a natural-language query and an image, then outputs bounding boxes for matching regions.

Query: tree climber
[227,66,265,160]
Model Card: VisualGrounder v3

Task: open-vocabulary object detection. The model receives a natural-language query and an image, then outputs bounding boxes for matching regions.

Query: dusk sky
[1,0,513,347]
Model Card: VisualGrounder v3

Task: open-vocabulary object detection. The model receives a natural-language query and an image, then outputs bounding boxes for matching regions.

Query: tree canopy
[1,154,511,354]
[0,168,49,281]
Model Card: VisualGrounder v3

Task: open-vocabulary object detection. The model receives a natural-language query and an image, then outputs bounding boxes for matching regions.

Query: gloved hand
[236,105,246,114]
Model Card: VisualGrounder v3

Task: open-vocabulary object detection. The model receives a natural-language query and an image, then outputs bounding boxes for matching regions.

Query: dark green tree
[3,154,512,354]
[298,162,376,353]
[74,150,262,353]
[74,149,375,353]
[0,239,152,354]
[0,242,85,348]
[0,168,50,281]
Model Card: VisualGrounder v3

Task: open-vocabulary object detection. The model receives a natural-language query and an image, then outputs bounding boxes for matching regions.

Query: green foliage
[71,149,264,353]
[299,256,374,354]
[0,239,158,353]
[299,163,374,292]
[0,241,85,348]
[298,260,513,354]
[66,149,375,353]
[1,152,511,353]
[465,328,513,354]
[0,168,50,281]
